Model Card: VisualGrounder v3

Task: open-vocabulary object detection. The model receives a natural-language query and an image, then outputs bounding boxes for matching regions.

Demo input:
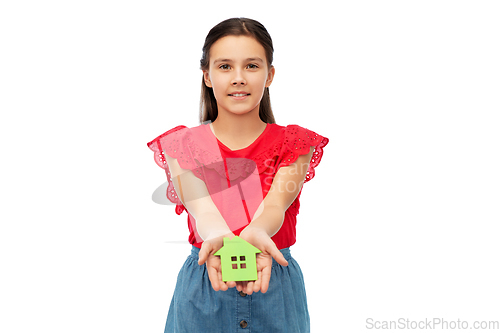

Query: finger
[238,281,248,292]
[270,247,288,267]
[198,244,210,265]
[217,269,229,291]
[219,281,228,291]
[253,271,262,293]
[240,281,248,293]
[227,281,236,289]
[207,265,220,291]
[198,253,207,266]
[245,281,254,295]
[260,265,272,293]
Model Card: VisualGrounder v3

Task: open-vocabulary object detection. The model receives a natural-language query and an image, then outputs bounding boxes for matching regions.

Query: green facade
[214,236,262,282]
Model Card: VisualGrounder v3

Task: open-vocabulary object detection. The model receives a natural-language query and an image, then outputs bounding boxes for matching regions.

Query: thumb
[198,243,211,265]
[269,244,288,267]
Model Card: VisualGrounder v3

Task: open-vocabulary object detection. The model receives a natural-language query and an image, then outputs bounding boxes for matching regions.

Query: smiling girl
[147,18,329,333]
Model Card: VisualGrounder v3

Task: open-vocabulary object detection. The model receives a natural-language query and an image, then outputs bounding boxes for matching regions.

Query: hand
[238,226,288,294]
[198,232,237,292]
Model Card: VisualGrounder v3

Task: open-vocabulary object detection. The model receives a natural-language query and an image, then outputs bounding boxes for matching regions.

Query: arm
[246,146,315,236]
[238,146,315,294]
[164,153,236,291]
[164,153,233,241]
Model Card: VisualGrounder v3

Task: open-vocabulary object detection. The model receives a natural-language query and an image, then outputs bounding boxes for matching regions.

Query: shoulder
[270,123,322,133]
[146,125,188,149]
[253,123,328,161]
[272,123,329,147]
[264,123,317,139]
[146,124,213,150]
[277,123,329,168]
[147,123,224,171]
[254,123,329,155]
[274,124,330,183]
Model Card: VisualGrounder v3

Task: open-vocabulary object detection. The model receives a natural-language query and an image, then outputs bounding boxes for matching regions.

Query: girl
[147,18,329,333]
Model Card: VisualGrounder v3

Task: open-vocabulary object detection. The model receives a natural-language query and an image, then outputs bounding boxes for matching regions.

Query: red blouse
[147,123,329,249]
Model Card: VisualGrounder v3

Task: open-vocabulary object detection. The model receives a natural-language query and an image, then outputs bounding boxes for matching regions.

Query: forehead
[209,35,267,63]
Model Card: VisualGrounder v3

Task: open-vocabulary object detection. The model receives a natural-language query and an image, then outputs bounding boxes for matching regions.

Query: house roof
[214,236,262,256]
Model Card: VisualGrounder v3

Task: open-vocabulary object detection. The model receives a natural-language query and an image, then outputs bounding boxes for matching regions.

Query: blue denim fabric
[165,246,310,333]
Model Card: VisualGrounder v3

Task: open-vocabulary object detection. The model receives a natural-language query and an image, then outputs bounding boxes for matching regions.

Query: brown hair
[199,17,275,124]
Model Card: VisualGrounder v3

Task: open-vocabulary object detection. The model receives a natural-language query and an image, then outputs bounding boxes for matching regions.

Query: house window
[230,255,247,270]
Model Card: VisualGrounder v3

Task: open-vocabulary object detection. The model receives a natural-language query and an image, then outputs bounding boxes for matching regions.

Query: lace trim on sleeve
[147,126,187,214]
[252,125,329,183]
[280,125,329,183]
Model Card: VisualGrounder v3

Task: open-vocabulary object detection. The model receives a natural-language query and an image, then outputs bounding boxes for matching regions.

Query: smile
[228,93,250,97]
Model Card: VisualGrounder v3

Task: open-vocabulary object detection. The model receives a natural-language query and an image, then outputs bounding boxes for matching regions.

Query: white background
[1,1,499,332]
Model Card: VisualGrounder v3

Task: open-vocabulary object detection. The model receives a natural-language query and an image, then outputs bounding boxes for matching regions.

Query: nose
[231,69,246,86]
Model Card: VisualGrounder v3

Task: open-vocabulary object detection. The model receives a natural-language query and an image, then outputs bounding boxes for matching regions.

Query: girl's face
[203,35,275,118]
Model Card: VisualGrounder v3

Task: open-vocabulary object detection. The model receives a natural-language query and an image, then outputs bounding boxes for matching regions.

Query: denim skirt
[164,246,310,333]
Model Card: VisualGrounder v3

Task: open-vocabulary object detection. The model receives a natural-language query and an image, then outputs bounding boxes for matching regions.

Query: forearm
[173,180,234,241]
[244,146,314,237]
[195,210,234,241]
[165,153,233,241]
[246,202,285,237]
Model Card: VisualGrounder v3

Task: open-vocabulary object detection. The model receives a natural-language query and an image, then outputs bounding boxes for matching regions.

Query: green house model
[214,236,262,282]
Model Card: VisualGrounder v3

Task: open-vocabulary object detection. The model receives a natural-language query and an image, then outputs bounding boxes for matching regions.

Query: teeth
[231,93,248,97]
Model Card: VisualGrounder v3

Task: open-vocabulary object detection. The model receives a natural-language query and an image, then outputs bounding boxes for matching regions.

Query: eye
[219,64,230,70]
[247,64,259,69]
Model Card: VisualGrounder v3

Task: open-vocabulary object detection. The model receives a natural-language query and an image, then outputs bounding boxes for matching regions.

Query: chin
[222,106,259,116]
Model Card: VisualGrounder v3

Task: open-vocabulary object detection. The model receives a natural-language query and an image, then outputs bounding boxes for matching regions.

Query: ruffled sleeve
[146,125,188,215]
[278,125,329,183]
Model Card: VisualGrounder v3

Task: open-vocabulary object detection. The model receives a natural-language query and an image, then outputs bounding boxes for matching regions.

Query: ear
[203,70,212,88]
[265,65,275,88]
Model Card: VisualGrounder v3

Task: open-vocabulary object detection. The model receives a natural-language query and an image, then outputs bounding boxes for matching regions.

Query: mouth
[228,91,250,97]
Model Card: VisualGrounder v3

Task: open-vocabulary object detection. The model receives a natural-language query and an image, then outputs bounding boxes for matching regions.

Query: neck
[211,106,267,141]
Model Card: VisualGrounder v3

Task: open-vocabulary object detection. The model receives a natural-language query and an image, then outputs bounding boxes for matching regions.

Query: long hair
[199,18,276,124]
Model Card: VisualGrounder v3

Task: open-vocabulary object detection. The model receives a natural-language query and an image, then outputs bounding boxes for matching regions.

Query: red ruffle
[147,125,188,214]
[252,124,329,182]
[279,125,329,183]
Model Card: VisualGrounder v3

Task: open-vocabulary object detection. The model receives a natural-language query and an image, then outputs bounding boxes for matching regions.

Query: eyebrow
[213,57,265,65]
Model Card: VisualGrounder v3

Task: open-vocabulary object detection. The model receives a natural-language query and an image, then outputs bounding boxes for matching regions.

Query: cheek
[210,76,226,96]
[258,70,270,84]
[249,74,268,92]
